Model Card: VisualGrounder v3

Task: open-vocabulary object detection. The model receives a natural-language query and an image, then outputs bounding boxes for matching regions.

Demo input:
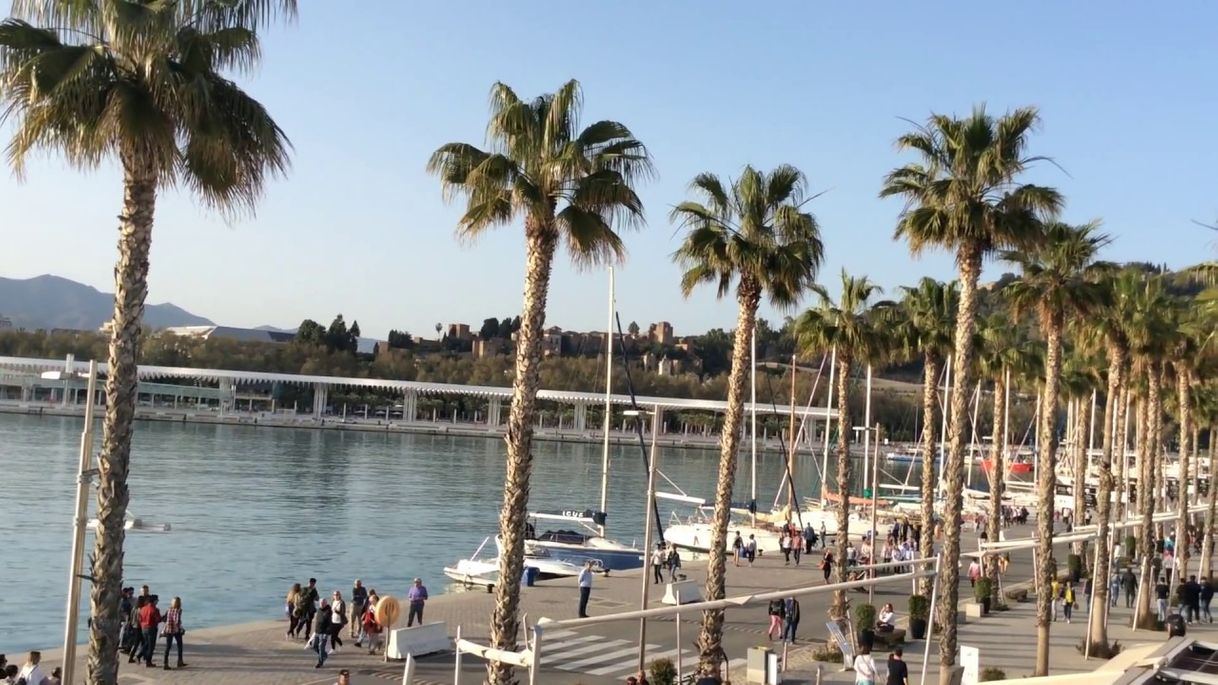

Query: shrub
[812,642,844,663]
[908,594,930,620]
[854,603,877,631]
[649,657,676,685]
[980,667,1006,682]
[974,577,993,603]
[1124,535,1136,559]
[1076,639,1123,658]
[1067,554,1084,581]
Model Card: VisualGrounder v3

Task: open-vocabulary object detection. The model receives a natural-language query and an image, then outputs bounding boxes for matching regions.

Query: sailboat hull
[529,540,644,571]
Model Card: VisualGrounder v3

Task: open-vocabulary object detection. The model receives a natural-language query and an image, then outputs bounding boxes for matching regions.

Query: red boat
[981,458,1033,475]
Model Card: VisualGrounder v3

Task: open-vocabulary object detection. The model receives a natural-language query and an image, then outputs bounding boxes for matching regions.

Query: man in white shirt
[18,651,48,685]
[577,561,593,618]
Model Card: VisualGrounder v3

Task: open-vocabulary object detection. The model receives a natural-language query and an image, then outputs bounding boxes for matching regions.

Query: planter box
[964,602,986,619]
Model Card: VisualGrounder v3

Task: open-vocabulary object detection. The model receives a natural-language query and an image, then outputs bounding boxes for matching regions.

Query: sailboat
[521,268,646,571]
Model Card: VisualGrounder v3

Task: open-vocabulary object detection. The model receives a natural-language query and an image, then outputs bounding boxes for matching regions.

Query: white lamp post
[57,361,98,685]
[625,406,661,678]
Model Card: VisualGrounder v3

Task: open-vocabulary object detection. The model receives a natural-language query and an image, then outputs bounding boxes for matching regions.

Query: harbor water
[0,412,975,652]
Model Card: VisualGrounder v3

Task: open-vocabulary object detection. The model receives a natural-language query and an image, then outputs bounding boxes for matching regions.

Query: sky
[2,2,1217,339]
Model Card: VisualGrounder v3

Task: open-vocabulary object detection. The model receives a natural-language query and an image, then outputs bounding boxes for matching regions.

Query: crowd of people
[119,584,186,670]
[285,577,429,669]
[0,653,59,685]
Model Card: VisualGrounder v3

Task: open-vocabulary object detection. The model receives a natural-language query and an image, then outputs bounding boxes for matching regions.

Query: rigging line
[613,311,667,542]
[763,369,805,528]
[769,352,829,511]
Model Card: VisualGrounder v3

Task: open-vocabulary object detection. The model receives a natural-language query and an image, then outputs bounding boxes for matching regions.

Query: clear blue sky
[3,2,1215,339]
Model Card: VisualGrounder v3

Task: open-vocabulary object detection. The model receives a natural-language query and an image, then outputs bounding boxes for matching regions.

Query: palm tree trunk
[1087,344,1124,653]
[695,282,760,677]
[1136,373,1158,629]
[1033,319,1063,677]
[986,371,1006,606]
[1073,396,1088,555]
[1202,427,1217,580]
[87,162,156,685]
[487,224,557,685]
[832,355,853,618]
[1152,369,1165,542]
[919,354,941,598]
[1177,368,1193,585]
[937,245,982,685]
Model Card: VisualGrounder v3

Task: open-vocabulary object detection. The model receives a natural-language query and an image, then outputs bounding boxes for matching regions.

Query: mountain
[0,274,213,331]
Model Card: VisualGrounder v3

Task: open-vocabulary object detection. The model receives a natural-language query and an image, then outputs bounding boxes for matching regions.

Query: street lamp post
[630,406,662,678]
[61,360,98,685]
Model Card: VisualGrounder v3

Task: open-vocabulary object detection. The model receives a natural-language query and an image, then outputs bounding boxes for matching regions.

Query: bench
[661,579,703,605]
[385,621,450,660]
[871,628,906,650]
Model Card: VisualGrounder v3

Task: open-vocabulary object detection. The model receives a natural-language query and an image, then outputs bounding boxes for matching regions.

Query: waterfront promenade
[26,526,1196,685]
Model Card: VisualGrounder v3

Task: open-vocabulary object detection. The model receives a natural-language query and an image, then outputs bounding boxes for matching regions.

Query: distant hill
[0,274,213,331]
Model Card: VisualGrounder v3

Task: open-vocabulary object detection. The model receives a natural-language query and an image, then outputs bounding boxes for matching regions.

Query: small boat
[87,514,171,533]
[526,509,644,572]
[981,454,1033,475]
[444,536,597,589]
[885,448,920,463]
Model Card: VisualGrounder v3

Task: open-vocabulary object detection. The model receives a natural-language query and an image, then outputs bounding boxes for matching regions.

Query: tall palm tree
[797,269,892,617]
[1196,385,1218,579]
[897,278,958,597]
[1126,276,1174,628]
[1084,269,1137,655]
[672,164,823,676]
[1004,221,1110,675]
[1169,301,1200,585]
[0,3,292,682]
[428,80,653,685]
[881,106,1062,682]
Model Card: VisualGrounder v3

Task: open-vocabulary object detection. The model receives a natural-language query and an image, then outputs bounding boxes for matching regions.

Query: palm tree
[428,80,653,684]
[1169,302,1200,585]
[0,3,292,682]
[1083,269,1137,655]
[797,269,892,617]
[672,164,823,676]
[1004,221,1110,674]
[1196,385,1218,579]
[881,106,1062,682]
[897,277,958,597]
[1126,276,1174,629]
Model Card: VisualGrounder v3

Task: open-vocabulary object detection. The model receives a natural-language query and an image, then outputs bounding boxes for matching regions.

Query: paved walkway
[24,534,1204,684]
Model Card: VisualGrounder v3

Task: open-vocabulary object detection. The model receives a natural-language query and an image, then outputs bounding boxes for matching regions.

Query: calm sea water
[0,413,952,652]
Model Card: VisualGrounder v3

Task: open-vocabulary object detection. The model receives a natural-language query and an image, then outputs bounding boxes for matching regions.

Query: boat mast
[1003,366,1011,472]
[787,353,798,516]
[598,267,615,537]
[750,325,758,527]
[863,364,873,497]
[820,346,837,505]
[938,354,952,484]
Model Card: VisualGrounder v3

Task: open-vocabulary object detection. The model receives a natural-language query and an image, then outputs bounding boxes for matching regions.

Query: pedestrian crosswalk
[538,628,746,680]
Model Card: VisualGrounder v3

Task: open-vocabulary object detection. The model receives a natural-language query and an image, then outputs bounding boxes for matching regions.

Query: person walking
[161,597,186,670]
[1181,575,1202,624]
[1202,575,1214,623]
[745,535,758,565]
[329,591,347,649]
[803,523,816,554]
[299,578,320,640]
[126,595,146,663]
[732,531,744,567]
[310,599,332,668]
[577,561,594,618]
[286,583,303,638]
[652,544,666,583]
[360,597,382,655]
[1062,583,1076,624]
[886,647,909,685]
[1122,568,1137,609]
[781,596,800,643]
[1155,576,1170,622]
[766,597,785,641]
[1109,571,1121,608]
[780,532,792,565]
[666,545,682,582]
[853,644,878,685]
[821,549,834,583]
[1050,579,1061,622]
[350,580,368,640]
[118,587,135,655]
[138,596,164,667]
[17,652,47,685]
[407,578,429,627]
[820,522,828,548]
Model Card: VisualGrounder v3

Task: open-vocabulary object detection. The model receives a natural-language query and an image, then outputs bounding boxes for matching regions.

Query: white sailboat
[524,268,645,570]
[443,536,593,590]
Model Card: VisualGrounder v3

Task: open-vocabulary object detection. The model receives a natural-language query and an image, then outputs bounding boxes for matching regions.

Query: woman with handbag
[161,597,187,670]
[329,591,347,650]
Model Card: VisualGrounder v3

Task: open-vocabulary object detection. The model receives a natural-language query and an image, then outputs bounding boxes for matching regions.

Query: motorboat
[662,500,782,554]
[526,509,644,572]
[444,536,596,590]
[87,514,170,533]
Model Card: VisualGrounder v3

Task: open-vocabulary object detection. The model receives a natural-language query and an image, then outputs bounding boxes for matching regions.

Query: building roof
[0,356,836,418]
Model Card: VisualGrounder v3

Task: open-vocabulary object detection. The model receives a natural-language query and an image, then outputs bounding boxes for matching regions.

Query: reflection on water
[0,413,953,651]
